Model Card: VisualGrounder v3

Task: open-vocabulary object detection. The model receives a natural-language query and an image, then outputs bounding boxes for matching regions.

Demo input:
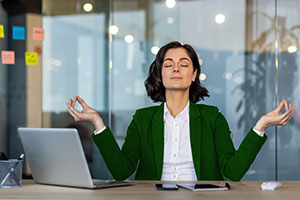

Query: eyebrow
[163,57,191,62]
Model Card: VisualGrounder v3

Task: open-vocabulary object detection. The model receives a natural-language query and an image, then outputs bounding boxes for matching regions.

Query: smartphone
[178,183,230,191]
[194,184,223,189]
[156,184,179,190]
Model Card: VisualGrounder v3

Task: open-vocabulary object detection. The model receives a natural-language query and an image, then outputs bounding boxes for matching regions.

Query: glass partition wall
[41,0,300,180]
[42,0,111,179]
[277,0,300,180]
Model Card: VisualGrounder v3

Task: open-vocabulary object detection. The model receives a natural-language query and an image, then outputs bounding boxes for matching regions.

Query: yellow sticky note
[0,25,4,38]
[25,52,38,65]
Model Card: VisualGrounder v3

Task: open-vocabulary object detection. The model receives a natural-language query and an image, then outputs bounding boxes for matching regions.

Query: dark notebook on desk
[18,128,132,189]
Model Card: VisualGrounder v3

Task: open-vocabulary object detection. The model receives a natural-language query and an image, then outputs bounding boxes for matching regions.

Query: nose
[173,63,180,72]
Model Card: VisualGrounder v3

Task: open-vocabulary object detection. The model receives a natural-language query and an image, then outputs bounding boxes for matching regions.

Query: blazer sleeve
[214,111,267,181]
[91,115,141,181]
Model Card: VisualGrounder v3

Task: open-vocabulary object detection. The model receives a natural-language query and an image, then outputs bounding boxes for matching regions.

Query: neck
[165,89,189,118]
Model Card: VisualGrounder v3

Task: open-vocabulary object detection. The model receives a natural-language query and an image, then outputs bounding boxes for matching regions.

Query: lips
[171,77,183,80]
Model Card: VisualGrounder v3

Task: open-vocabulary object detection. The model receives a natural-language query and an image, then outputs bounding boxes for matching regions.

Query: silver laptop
[18,127,132,189]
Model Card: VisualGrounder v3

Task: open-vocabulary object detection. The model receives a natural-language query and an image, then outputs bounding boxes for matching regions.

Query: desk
[0,180,300,200]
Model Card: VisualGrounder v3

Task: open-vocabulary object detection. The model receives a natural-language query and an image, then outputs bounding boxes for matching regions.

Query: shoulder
[135,105,160,114]
[194,103,222,123]
[133,105,160,120]
[195,103,219,115]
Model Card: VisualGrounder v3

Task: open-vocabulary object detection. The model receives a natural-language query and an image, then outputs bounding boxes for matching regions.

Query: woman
[67,41,295,181]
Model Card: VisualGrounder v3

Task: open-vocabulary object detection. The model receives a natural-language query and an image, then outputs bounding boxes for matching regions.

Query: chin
[166,86,189,91]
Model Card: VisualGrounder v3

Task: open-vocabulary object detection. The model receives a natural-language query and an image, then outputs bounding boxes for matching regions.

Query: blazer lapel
[152,103,164,179]
[189,101,202,180]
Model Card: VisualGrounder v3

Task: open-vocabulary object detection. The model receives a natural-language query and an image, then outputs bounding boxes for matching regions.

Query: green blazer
[92,102,267,181]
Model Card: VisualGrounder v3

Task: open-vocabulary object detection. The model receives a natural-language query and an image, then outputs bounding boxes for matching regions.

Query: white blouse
[161,102,198,181]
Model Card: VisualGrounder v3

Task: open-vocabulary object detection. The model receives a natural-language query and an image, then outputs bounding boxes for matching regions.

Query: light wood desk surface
[0,180,300,200]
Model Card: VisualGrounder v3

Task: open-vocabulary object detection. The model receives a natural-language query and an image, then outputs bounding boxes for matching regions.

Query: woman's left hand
[254,100,296,132]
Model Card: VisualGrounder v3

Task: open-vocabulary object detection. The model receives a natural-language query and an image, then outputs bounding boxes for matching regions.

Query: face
[161,48,197,92]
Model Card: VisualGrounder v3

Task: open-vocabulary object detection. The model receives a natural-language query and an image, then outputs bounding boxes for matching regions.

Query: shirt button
[174,123,178,127]
[173,174,177,178]
[174,138,178,142]
[173,154,177,157]
[173,167,177,171]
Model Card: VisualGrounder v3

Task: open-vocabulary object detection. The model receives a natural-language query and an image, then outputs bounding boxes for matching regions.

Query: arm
[91,118,141,181]
[214,113,267,181]
[215,100,295,181]
[67,96,141,180]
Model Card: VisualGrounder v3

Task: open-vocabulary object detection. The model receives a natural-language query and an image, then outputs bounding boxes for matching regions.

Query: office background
[0,0,300,181]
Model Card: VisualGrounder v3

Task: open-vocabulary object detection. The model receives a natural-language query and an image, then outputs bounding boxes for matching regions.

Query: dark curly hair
[144,41,209,103]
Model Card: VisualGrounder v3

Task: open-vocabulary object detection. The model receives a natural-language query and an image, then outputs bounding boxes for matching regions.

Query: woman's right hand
[66,96,105,131]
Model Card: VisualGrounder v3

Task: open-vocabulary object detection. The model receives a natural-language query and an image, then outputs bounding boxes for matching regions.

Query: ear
[192,69,197,82]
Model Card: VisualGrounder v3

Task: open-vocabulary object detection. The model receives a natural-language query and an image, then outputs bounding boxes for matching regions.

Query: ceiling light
[109,25,119,35]
[199,73,206,81]
[124,35,134,43]
[167,17,174,24]
[215,14,225,24]
[166,0,176,8]
[151,46,160,55]
[288,45,297,53]
[83,3,93,12]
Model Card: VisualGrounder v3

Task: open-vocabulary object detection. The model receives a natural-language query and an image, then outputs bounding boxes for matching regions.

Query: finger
[67,108,77,120]
[281,115,292,125]
[283,100,288,112]
[287,103,296,114]
[68,104,80,115]
[279,103,296,125]
[290,103,296,111]
[286,111,295,123]
[286,104,296,121]
[281,115,293,126]
[76,96,89,108]
[68,104,81,119]
[69,105,92,122]
[275,100,286,113]
[279,107,295,124]
[278,107,292,119]
[71,96,87,109]
[288,103,292,111]
[275,108,293,125]
[71,96,78,108]
[67,105,79,121]
[283,102,295,114]
[70,108,83,122]
[67,98,72,106]
[293,103,296,110]
[67,104,77,115]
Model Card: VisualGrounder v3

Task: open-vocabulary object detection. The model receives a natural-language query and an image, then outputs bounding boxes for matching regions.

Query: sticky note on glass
[25,52,38,65]
[13,26,25,40]
[33,28,44,41]
[0,25,4,38]
[1,51,15,64]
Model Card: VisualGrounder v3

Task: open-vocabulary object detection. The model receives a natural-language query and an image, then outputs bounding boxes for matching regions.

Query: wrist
[254,118,267,132]
[92,115,105,131]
